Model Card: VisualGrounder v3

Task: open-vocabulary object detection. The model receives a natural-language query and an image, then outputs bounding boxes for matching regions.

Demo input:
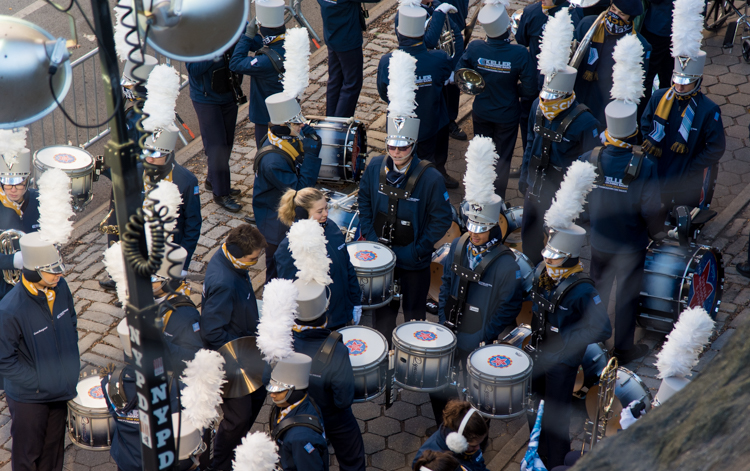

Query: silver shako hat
[463,136,503,234]
[671,0,706,91]
[385,49,420,149]
[537,8,576,101]
[605,35,646,139]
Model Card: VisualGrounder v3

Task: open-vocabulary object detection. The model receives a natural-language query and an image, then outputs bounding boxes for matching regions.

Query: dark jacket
[0,190,40,300]
[394,0,466,68]
[643,0,674,37]
[275,221,362,328]
[0,278,79,403]
[317,0,378,52]
[200,250,260,349]
[358,155,453,271]
[415,425,488,471]
[457,35,536,124]
[186,56,237,105]
[161,300,203,375]
[273,396,329,471]
[377,39,453,142]
[229,33,285,125]
[580,146,662,253]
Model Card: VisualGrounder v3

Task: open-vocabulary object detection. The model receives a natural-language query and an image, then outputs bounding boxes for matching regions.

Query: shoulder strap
[158,294,195,331]
[310,331,342,378]
[550,272,594,310]
[588,146,605,184]
[622,147,644,185]
[253,145,297,175]
[271,414,325,442]
[378,159,435,201]
[255,46,285,76]
[558,104,591,135]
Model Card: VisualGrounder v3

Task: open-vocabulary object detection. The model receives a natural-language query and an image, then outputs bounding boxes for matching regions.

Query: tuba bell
[0,229,25,285]
[569,10,607,69]
[454,68,486,95]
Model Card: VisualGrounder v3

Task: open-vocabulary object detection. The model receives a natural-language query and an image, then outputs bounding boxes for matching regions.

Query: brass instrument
[454,68,486,95]
[427,15,456,59]
[99,208,120,236]
[569,10,607,69]
[583,356,618,452]
[510,9,524,36]
[0,229,25,285]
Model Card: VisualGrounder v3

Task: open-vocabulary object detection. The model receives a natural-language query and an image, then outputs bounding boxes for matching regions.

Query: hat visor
[286,112,306,125]
[539,89,568,101]
[0,176,27,186]
[385,137,414,148]
[465,219,494,234]
[39,260,66,275]
[541,246,567,260]
[266,379,293,393]
[672,73,699,85]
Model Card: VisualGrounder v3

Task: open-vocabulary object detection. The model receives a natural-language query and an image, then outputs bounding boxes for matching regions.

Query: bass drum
[638,241,724,333]
[574,343,609,393]
[503,206,523,251]
[308,117,367,183]
[585,367,653,437]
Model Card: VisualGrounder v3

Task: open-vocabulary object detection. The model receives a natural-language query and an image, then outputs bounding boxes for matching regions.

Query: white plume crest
[484,0,510,6]
[282,28,311,99]
[656,307,715,378]
[464,136,499,205]
[113,1,134,62]
[143,65,179,131]
[233,432,280,471]
[288,219,332,285]
[537,8,574,76]
[257,279,299,363]
[387,50,418,117]
[671,0,704,59]
[149,180,182,232]
[611,35,645,104]
[180,349,227,430]
[399,0,422,7]
[37,168,74,246]
[103,242,128,305]
[544,161,596,230]
[0,128,28,167]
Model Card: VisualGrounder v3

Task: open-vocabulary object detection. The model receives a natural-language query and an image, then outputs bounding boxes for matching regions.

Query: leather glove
[13,252,23,270]
[436,3,458,14]
[353,306,363,325]
[301,127,321,153]
[245,18,258,38]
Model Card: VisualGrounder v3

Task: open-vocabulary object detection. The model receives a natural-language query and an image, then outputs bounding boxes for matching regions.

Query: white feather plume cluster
[671,0,704,59]
[0,128,28,167]
[149,180,182,232]
[282,28,311,99]
[484,0,510,6]
[544,161,596,230]
[103,242,128,305]
[387,50,418,117]
[257,279,299,364]
[233,432,279,471]
[611,35,645,104]
[537,8,574,76]
[143,65,179,131]
[399,0,421,8]
[180,349,227,430]
[656,307,715,378]
[464,136,499,205]
[114,1,134,62]
[288,219,332,285]
[37,168,74,246]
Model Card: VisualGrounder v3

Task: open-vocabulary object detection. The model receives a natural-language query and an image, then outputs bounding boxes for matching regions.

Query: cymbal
[217,336,265,398]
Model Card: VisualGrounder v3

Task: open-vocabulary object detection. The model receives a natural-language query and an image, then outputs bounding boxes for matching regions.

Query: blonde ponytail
[277,187,326,227]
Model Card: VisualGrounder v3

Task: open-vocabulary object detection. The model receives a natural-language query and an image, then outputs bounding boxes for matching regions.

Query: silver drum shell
[466,346,533,419]
[392,322,457,392]
[67,398,116,450]
[354,246,397,310]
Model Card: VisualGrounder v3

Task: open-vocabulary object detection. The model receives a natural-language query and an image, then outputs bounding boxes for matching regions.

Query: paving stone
[91,463,117,471]
[368,416,401,436]
[87,302,125,318]
[81,352,123,369]
[733,287,750,305]
[75,289,114,304]
[420,404,435,419]
[692,349,719,373]
[77,319,111,334]
[92,343,124,360]
[387,432,421,453]
[383,400,417,420]
[352,401,382,421]
[80,309,115,326]
[721,103,746,118]
[711,83,738,97]
[399,389,430,405]
[371,449,405,469]
[101,334,121,347]
[362,432,385,454]
[205,225,230,240]
[75,449,112,467]
[78,333,102,353]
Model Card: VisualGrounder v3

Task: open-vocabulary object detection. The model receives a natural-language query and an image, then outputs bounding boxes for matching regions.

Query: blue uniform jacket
[640,89,725,207]
[317,0,378,52]
[377,39,453,142]
[252,140,322,246]
[573,16,652,124]
[438,238,523,352]
[275,221,362,328]
[457,36,537,124]
[275,397,329,471]
[394,0,465,68]
[200,250,260,349]
[162,303,203,375]
[580,146,662,253]
[415,425,488,471]
[643,0,674,36]
[358,155,453,271]
[520,98,602,188]
[443,0,468,28]
[0,278,79,403]
[186,57,236,105]
[0,190,40,300]
[229,33,285,125]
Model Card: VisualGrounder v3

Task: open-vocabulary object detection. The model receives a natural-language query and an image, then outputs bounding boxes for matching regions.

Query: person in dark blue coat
[639,0,674,117]
[412,450,462,471]
[201,224,268,471]
[275,187,362,329]
[120,54,159,146]
[457,3,536,198]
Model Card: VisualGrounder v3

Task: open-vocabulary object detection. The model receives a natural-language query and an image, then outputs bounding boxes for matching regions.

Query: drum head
[340,326,387,367]
[469,344,531,377]
[347,241,394,269]
[686,246,723,318]
[394,321,455,349]
[74,376,107,408]
[35,146,93,170]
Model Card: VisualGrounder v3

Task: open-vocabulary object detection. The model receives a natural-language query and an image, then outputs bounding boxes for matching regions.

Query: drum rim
[339,325,389,368]
[67,401,114,416]
[393,379,452,393]
[34,146,95,170]
[392,320,457,354]
[467,345,534,382]
[347,241,397,271]
[617,367,653,409]
[33,159,95,176]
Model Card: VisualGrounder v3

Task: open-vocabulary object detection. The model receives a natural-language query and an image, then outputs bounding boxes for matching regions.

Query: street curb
[487,419,529,471]
[702,184,750,241]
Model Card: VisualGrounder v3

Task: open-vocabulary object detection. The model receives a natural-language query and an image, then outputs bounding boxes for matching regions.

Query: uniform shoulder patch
[444,191,450,201]
[593,295,602,305]
[714,111,720,121]
[304,443,315,454]
[516,270,522,279]
[193,322,200,332]
[194,185,200,195]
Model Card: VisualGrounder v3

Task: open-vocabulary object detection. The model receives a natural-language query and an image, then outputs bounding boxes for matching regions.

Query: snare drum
[172,412,206,470]
[586,367,653,437]
[34,145,100,211]
[67,376,116,450]
[393,321,457,392]
[308,117,367,183]
[326,190,361,243]
[347,241,396,309]
[340,326,388,402]
[466,344,533,418]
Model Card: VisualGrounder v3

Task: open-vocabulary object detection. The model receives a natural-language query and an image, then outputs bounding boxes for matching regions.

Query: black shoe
[443,173,459,189]
[509,167,522,178]
[614,344,649,364]
[737,262,750,278]
[99,279,117,291]
[205,180,241,197]
[426,300,438,314]
[448,121,467,141]
[114,300,123,308]
[243,214,256,224]
[214,195,242,213]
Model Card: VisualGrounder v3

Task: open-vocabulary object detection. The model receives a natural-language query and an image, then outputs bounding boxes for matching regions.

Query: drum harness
[253,145,301,177]
[375,158,433,247]
[587,146,645,186]
[255,46,285,81]
[158,294,196,332]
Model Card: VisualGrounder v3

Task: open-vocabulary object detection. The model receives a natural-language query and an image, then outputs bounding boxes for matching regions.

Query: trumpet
[0,229,25,285]
[583,356,618,452]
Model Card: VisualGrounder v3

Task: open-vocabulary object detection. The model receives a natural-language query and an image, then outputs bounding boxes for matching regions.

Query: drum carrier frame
[375,159,433,247]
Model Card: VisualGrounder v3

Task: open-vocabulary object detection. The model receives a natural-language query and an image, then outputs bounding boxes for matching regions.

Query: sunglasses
[387,144,412,152]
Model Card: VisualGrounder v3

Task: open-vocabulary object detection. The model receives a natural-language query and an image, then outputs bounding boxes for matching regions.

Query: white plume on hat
[655,307,715,379]
[282,28,311,99]
[399,0,421,8]
[0,127,28,167]
[257,278,299,364]
[484,0,510,5]
[537,8,574,76]
[233,432,279,471]
[143,65,179,131]
[287,219,332,286]
[387,50,418,117]
[671,0,704,59]
[145,180,182,250]
[114,1,134,62]
[37,168,74,246]
[103,242,128,305]
[544,161,596,230]
[611,34,645,104]
[463,136,499,205]
[181,349,227,430]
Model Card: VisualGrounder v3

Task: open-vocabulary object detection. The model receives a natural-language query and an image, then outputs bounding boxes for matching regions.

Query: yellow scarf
[603,129,636,149]
[276,393,308,423]
[538,93,576,121]
[542,4,554,13]
[161,282,193,332]
[222,242,257,270]
[545,261,584,283]
[267,130,301,160]
[292,319,328,333]
[0,189,22,217]
[22,275,56,314]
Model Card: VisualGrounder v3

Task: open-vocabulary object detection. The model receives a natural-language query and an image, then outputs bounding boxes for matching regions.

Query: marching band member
[229,0,286,148]
[377,1,459,188]
[580,35,662,365]
[457,0,537,198]
[201,224,268,471]
[275,188,362,329]
[412,450,462,471]
[640,0,725,211]
[253,28,322,282]
[0,170,78,471]
[361,49,452,346]
[528,161,611,468]
[639,0,675,116]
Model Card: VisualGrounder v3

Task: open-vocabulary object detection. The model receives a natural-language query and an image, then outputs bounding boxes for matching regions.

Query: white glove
[353,306,363,325]
[181,270,188,278]
[436,3,458,14]
[13,252,23,270]
[619,400,641,430]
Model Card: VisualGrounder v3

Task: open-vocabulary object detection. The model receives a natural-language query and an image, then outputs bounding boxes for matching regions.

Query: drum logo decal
[88,385,104,400]
[688,253,718,313]
[355,250,377,262]
[414,330,437,342]
[54,153,76,164]
[488,355,512,368]
[346,339,367,356]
